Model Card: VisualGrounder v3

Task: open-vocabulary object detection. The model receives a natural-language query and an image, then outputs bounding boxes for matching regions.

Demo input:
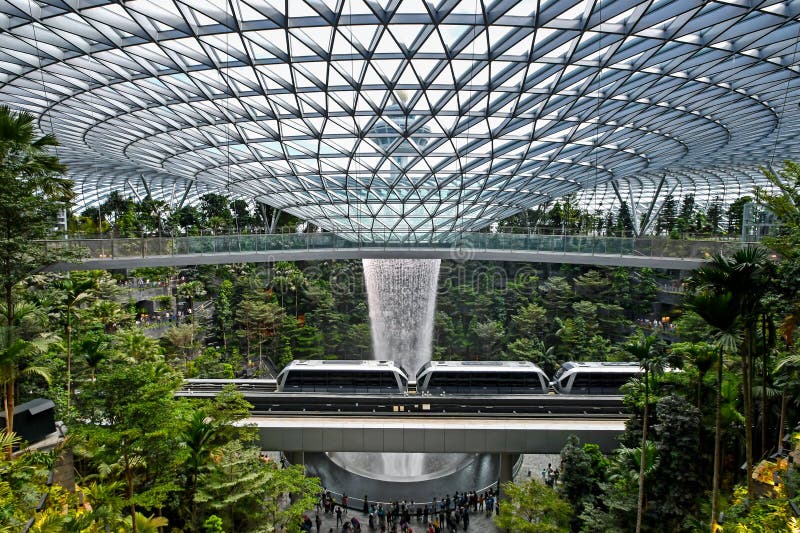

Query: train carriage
[551,361,642,394]
[415,360,550,395]
[276,360,409,393]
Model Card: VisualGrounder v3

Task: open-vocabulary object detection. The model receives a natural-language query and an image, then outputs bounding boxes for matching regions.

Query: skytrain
[269,359,643,395]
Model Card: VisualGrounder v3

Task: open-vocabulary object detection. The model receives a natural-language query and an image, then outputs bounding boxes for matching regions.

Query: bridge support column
[286,451,305,504]
[286,451,305,470]
[497,453,515,497]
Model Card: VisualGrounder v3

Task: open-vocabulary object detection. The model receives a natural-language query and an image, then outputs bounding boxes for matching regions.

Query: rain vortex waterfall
[362,258,441,477]
[363,258,440,376]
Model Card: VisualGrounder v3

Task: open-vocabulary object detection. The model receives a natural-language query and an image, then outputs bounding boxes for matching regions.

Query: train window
[571,374,591,393]
[598,373,636,394]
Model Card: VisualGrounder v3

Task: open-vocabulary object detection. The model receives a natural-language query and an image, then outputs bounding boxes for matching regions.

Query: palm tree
[0,105,71,370]
[0,336,53,456]
[774,352,800,449]
[688,247,768,499]
[86,299,132,333]
[127,512,168,533]
[0,105,71,456]
[77,330,112,381]
[52,275,97,411]
[684,291,739,532]
[82,480,125,530]
[624,333,662,533]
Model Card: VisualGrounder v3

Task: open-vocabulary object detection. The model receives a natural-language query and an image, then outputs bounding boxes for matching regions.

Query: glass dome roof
[1,0,799,239]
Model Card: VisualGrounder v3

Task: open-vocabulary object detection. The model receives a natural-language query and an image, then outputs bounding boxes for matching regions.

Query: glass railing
[40,232,753,261]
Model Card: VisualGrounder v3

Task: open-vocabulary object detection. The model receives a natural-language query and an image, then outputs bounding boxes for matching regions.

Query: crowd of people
[635,317,676,332]
[541,463,560,488]
[303,489,500,533]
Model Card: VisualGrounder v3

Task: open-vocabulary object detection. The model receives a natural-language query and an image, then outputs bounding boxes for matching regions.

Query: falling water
[362,258,441,376]
[361,258,443,477]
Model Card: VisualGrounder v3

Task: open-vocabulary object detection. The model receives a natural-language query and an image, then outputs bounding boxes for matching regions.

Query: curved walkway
[42,233,748,271]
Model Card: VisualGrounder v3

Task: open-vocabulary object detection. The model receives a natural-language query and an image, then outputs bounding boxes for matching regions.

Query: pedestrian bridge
[43,232,748,270]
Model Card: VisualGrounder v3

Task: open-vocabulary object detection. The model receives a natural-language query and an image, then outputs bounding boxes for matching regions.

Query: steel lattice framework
[1,0,799,239]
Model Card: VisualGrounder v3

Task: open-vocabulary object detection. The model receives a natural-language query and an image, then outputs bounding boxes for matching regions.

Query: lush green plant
[494,479,571,533]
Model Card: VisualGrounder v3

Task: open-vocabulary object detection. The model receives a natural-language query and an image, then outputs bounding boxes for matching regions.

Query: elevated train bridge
[177,380,628,457]
[42,232,752,271]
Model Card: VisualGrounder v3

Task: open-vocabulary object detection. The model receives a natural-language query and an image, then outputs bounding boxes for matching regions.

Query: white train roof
[281,359,405,371]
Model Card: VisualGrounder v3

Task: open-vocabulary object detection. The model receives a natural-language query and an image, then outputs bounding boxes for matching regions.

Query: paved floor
[297,453,564,533]
[302,507,502,533]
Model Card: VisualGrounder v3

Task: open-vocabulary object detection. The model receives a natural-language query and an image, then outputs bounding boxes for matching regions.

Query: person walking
[316,514,322,533]
[336,506,343,527]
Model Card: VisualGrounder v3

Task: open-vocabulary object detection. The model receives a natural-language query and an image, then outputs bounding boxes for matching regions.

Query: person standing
[316,514,322,533]
[336,506,343,527]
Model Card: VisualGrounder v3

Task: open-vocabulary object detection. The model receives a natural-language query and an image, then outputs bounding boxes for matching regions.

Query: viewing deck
[43,232,752,270]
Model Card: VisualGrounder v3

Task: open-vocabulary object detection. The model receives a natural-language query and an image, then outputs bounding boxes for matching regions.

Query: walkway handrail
[38,232,755,262]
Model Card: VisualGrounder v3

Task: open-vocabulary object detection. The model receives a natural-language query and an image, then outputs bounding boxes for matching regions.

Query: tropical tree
[112,328,162,363]
[687,247,768,500]
[75,329,112,381]
[127,512,168,533]
[1,340,52,441]
[81,480,125,531]
[684,290,740,532]
[623,333,662,533]
[162,323,203,371]
[0,106,73,450]
[75,360,185,533]
[179,410,217,530]
[494,479,571,533]
[51,275,97,411]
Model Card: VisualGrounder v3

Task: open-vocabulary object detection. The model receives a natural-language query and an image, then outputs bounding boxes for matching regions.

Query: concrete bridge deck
[250,414,626,454]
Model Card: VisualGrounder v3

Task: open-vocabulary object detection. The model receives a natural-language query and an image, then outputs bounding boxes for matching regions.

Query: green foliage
[756,161,800,258]
[648,395,705,530]
[74,359,186,516]
[187,347,235,379]
[204,514,225,533]
[0,431,53,530]
[494,479,571,533]
[0,106,75,301]
[558,435,608,521]
[194,441,320,532]
[722,485,797,532]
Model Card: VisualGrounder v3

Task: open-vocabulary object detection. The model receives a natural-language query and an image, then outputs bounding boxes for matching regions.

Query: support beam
[638,174,667,236]
[611,181,639,237]
[139,174,151,198]
[286,450,305,470]
[126,179,143,202]
[269,208,282,234]
[177,182,194,210]
[497,453,515,494]
[642,182,679,236]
